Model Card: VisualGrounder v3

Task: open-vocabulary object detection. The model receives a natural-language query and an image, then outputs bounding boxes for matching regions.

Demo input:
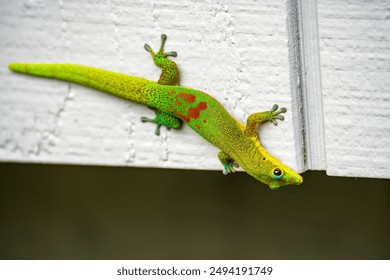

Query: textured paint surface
[0,0,299,174]
[318,0,390,178]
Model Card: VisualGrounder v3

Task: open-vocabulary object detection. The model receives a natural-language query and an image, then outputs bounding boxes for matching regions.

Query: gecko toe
[144,44,152,52]
[223,163,238,174]
[164,51,177,58]
[154,123,162,136]
[141,116,156,123]
[278,107,287,114]
[274,115,284,121]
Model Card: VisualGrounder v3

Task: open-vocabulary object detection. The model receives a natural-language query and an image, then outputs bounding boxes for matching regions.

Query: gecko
[8,34,303,190]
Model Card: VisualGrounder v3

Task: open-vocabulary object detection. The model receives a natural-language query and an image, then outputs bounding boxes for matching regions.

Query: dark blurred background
[0,162,389,259]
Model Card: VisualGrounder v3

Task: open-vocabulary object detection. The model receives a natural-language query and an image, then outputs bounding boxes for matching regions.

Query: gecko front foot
[222,162,239,175]
[269,104,287,126]
[218,151,238,175]
[141,107,181,135]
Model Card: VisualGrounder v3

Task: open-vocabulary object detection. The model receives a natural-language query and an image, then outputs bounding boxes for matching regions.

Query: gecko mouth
[290,176,303,185]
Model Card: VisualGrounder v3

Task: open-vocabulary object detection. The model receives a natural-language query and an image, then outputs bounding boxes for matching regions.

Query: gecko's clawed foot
[140,116,163,135]
[141,107,181,136]
[222,162,239,175]
[144,34,178,59]
[269,104,287,126]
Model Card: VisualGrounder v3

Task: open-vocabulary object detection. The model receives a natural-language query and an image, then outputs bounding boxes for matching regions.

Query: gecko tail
[8,63,22,71]
[8,63,93,80]
[9,63,76,84]
[8,63,20,72]
[9,63,36,74]
[8,63,153,105]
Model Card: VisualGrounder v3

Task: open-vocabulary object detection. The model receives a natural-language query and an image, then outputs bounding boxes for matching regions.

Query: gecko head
[263,163,303,190]
[247,155,303,190]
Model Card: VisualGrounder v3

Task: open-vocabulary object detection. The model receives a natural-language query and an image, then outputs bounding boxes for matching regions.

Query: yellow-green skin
[8,34,302,189]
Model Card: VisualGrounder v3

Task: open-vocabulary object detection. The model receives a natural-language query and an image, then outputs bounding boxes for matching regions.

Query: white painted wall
[317,0,390,178]
[0,0,389,179]
[0,0,301,172]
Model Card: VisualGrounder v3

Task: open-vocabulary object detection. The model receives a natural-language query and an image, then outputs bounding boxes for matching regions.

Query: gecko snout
[290,174,303,185]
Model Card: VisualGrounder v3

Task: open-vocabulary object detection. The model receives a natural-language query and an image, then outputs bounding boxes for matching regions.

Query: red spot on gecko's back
[174,102,208,123]
[179,92,196,104]
[188,102,207,120]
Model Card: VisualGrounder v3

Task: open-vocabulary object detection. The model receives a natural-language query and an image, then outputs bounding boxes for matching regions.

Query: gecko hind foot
[141,107,181,136]
[144,34,177,59]
[144,34,179,86]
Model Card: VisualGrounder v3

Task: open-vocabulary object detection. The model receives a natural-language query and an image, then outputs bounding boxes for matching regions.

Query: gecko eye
[273,168,282,179]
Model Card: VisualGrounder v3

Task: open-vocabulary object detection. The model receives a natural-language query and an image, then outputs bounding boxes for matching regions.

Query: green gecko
[8,34,303,190]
